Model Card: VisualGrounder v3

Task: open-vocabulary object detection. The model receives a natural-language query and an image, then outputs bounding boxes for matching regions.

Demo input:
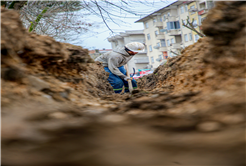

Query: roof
[107,30,144,42]
[135,0,186,23]
[89,49,112,54]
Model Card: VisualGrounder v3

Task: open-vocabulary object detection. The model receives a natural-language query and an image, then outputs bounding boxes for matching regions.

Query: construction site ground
[1,2,245,165]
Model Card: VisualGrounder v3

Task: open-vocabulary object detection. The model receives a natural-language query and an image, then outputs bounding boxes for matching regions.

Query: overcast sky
[70,0,176,50]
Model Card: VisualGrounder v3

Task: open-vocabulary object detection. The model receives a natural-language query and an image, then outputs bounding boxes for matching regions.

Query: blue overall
[104,66,137,93]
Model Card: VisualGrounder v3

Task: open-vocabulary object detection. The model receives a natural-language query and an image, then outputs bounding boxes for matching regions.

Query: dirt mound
[137,37,211,94]
[1,2,245,166]
[138,2,245,94]
[1,7,116,106]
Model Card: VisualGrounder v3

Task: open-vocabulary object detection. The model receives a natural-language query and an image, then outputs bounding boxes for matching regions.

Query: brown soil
[1,2,246,166]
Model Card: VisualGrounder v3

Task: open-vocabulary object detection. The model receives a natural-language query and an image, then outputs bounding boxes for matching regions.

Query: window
[167,12,170,17]
[149,45,152,52]
[160,39,166,47]
[147,34,150,40]
[145,22,149,28]
[199,2,206,10]
[151,56,154,63]
[163,15,166,21]
[193,20,198,27]
[153,18,157,24]
[167,21,180,30]
[180,6,184,14]
[155,30,159,37]
[185,5,188,12]
[171,38,174,44]
[157,42,160,48]
[189,33,192,41]
[190,5,195,15]
[194,34,199,42]
[167,39,170,46]
[158,54,162,60]
[164,27,168,34]
[159,17,162,22]
[184,34,188,42]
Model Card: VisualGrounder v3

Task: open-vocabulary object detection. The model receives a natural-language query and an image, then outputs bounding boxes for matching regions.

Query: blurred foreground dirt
[1,2,246,166]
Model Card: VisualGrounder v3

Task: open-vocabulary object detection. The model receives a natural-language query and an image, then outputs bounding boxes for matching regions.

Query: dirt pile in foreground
[1,7,123,107]
[1,2,246,166]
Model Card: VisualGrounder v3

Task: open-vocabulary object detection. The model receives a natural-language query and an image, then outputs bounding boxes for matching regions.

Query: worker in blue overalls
[95,42,145,93]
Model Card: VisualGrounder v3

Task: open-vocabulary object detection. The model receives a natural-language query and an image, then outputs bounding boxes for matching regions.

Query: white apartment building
[135,0,214,70]
[107,30,149,74]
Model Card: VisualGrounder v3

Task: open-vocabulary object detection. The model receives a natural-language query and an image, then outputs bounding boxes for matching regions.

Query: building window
[199,2,206,10]
[193,20,198,27]
[164,27,168,34]
[167,12,170,17]
[167,39,170,46]
[189,33,192,41]
[184,34,188,42]
[149,45,152,52]
[157,42,160,48]
[160,39,166,47]
[151,56,154,63]
[158,54,162,60]
[194,34,199,42]
[159,17,162,22]
[167,21,180,30]
[153,18,157,24]
[147,34,150,40]
[180,6,184,14]
[171,38,174,44]
[145,22,149,28]
[185,4,188,12]
[190,5,195,15]
[155,30,159,37]
[170,52,173,57]
[163,15,166,21]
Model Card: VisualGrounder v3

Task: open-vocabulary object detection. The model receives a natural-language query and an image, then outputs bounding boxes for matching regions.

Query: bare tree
[3,0,170,42]
[15,1,96,42]
[182,16,205,37]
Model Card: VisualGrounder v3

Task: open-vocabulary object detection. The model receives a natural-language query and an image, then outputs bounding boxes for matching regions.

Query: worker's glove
[124,77,131,81]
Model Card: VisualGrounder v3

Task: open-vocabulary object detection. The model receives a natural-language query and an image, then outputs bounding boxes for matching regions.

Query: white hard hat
[125,42,145,52]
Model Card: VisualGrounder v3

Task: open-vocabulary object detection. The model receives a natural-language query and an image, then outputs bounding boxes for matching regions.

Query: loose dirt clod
[1,2,245,165]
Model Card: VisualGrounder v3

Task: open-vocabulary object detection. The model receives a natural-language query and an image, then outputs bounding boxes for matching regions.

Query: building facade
[107,30,149,74]
[135,0,214,70]
[89,49,112,60]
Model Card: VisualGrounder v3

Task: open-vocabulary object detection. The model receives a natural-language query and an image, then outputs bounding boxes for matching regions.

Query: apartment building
[89,48,112,60]
[107,30,149,74]
[135,0,214,70]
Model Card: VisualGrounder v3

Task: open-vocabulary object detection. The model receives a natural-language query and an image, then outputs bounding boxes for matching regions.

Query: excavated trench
[1,2,246,165]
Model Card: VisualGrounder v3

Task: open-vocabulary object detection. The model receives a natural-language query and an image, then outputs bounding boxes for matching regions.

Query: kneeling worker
[95,42,145,93]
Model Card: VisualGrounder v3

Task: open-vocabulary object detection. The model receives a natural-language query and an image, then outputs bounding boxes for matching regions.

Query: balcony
[189,8,198,14]
[167,16,177,22]
[137,51,147,54]
[167,29,181,36]
[155,22,163,28]
[170,43,182,49]
[198,9,208,15]
[159,46,167,52]
[156,34,165,40]
[153,45,160,49]
[134,57,149,64]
